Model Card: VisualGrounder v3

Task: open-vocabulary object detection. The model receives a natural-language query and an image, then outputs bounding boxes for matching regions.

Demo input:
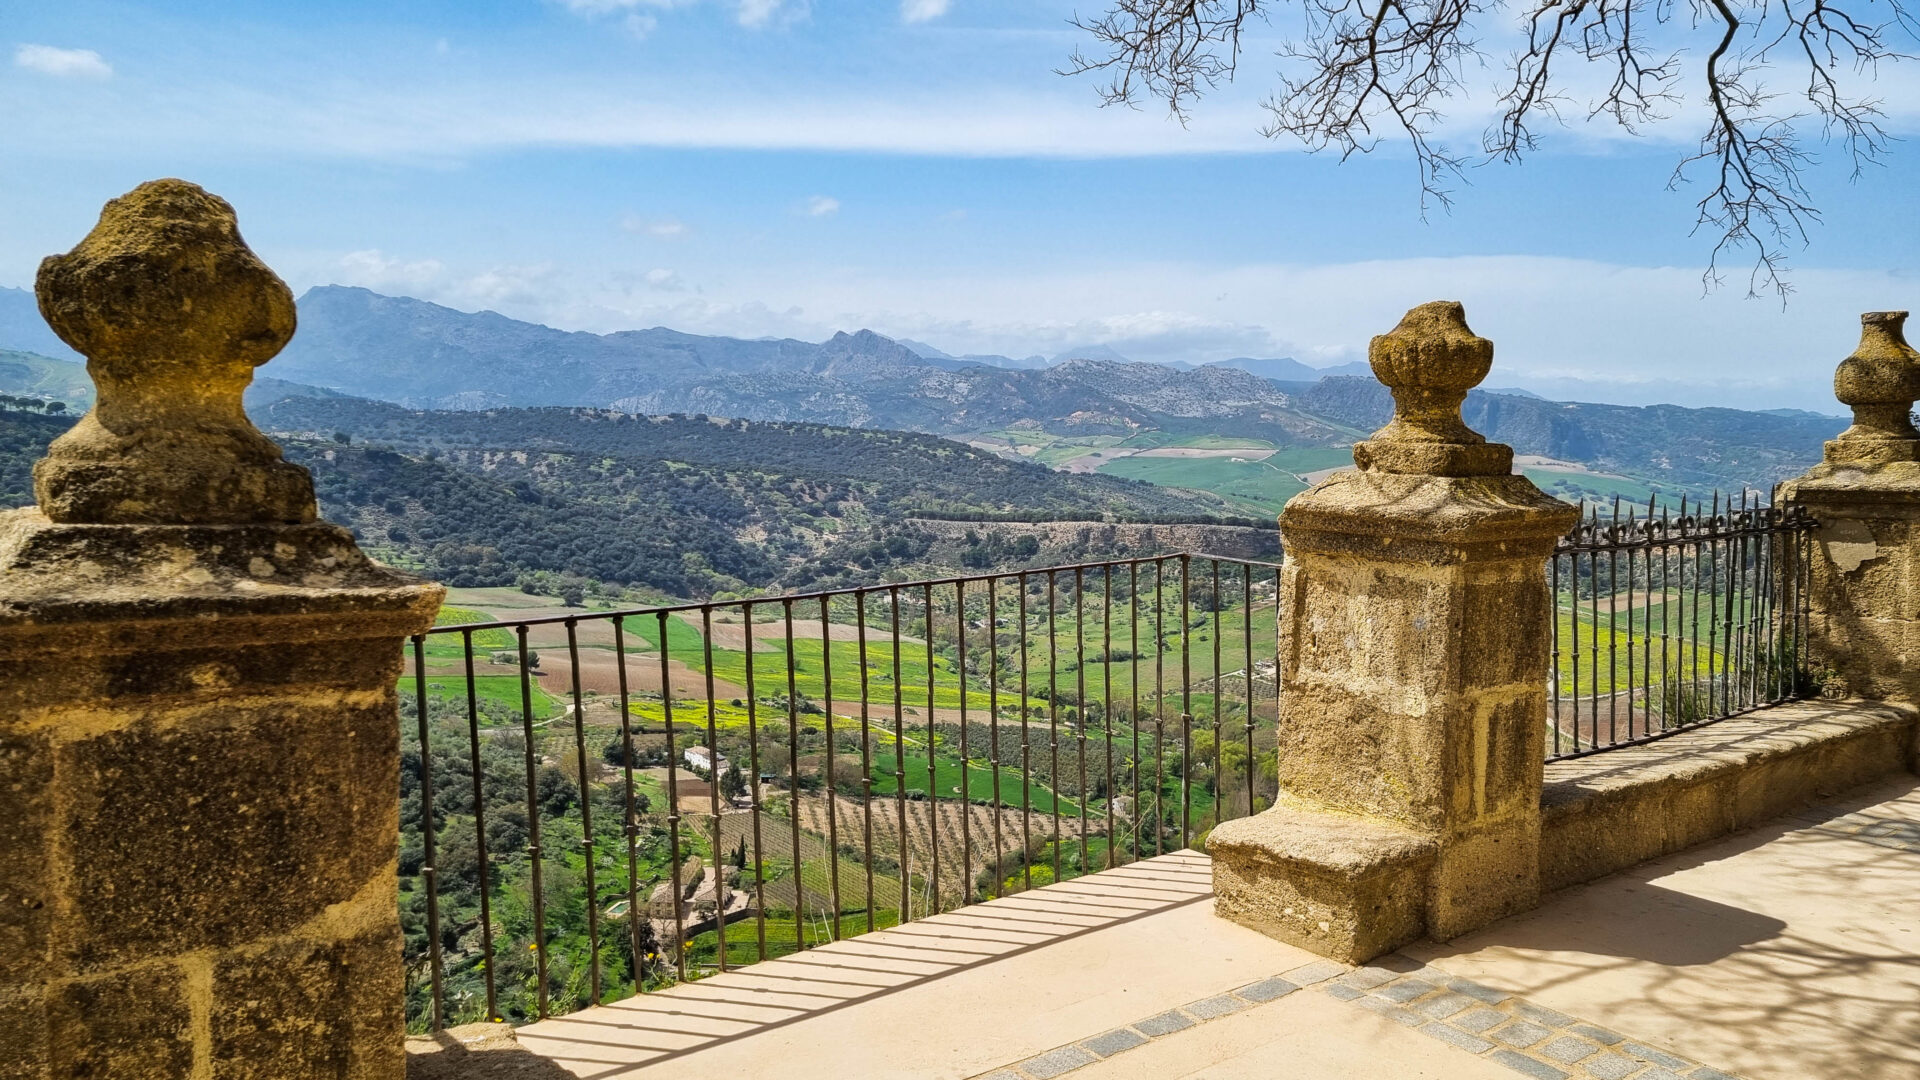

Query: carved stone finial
[1350,301,1513,477]
[32,179,315,525]
[1825,311,1920,465]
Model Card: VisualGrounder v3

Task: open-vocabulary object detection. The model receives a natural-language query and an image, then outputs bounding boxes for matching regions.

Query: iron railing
[394,497,1824,1029]
[1548,494,1817,759]
[399,553,1284,1031]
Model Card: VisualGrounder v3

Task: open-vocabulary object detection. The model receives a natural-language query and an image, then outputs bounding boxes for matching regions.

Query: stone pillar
[1777,311,1920,709]
[1208,302,1577,963]
[0,181,442,1078]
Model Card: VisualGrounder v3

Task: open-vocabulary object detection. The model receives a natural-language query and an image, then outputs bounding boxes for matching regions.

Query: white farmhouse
[683,745,731,775]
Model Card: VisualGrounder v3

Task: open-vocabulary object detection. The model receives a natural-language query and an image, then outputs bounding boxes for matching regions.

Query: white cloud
[650,256,1896,409]
[622,214,689,238]
[734,0,806,27]
[323,252,1895,411]
[14,45,112,80]
[337,249,445,291]
[804,195,839,217]
[553,0,800,31]
[902,0,951,23]
[555,0,684,12]
[459,262,561,309]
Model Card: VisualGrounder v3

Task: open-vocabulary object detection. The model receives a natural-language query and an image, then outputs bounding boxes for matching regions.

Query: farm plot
[792,794,1065,906]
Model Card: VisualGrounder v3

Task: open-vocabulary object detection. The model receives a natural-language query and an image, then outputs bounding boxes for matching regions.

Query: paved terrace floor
[408,775,1920,1080]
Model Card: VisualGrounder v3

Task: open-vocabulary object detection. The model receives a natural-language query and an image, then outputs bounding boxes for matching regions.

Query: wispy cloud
[554,0,689,13]
[338,249,445,291]
[312,252,1897,410]
[902,0,952,23]
[803,195,840,217]
[623,214,689,238]
[14,45,112,80]
[735,0,807,27]
[553,0,802,30]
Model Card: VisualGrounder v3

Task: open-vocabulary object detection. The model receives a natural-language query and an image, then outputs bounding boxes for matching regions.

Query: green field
[1117,432,1279,451]
[1092,456,1295,515]
[1092,446,1354,516]
[1550,590,1789,698]
[682,908,906,968]
[868,748,1077,814]
[414,673,561,716]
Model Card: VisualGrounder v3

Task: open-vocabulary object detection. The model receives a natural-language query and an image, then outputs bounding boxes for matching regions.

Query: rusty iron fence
[399,553,1284,1030]
[1548,494,1818,760]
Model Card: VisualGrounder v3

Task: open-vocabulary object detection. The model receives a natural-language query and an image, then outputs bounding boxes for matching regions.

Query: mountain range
[267,286,1350,443]
[0,283,1849,500]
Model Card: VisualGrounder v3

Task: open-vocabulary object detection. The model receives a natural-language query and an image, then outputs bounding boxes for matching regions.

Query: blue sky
[3,0,1918,408]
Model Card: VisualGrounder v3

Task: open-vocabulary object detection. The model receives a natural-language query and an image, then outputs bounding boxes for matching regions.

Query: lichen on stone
[32,178,316,525]
[1349,301,1514,478]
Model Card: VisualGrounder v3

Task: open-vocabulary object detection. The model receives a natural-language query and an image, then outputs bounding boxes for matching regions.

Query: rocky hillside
[1297,377,1842,490]
[272,287,1347,443]
[1,398,1245,595]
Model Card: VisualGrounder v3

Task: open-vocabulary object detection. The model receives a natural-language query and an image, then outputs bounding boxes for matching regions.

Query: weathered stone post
[1777,312,1920,710]
[0,181,442,1077]
[1208,301,1578,963]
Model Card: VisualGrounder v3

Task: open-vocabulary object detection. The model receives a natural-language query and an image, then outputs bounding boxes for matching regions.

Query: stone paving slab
[1419,775,1920,1080]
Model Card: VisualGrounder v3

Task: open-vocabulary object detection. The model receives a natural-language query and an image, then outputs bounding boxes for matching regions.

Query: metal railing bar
[410,635,445,1030]
[563,619,603,1004]
[658,611,688,981]
[702,607,727,973]
[461,629,499,1020]
[515,624,550,1018]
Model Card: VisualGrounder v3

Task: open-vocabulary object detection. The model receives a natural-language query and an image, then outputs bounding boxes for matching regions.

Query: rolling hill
[0,396,1248,597]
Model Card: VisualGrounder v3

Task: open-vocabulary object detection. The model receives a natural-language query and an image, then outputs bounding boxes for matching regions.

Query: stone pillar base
[1777,462,1920,705]
[1204,301,1576,965]
[1209,801,1435,964]
[0,508,440,1079]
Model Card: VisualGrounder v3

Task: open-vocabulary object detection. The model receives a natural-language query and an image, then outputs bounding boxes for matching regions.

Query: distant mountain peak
[1052,344,1131,364]
[896,338,955,360]
[0,286,80,361]
[263,286,1345,441]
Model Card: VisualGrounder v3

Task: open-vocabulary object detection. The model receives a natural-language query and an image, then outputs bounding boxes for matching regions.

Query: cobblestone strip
[965,954,1752,1080]
[962,962,1330,1080]
[1322,955,1751,1080]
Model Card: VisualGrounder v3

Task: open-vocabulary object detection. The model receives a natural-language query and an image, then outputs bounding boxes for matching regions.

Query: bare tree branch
[1066,0,1916,297]
[1062,0,1266,120]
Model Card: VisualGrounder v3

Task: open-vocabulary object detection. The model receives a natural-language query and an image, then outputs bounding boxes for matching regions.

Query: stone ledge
[1209,799,1437,876]
[1209,800,1437,963]
[0,510,441,657]
[1540,700,1918,892]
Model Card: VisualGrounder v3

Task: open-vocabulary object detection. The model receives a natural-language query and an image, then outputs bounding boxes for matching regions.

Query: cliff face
[906,518,1282,562]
